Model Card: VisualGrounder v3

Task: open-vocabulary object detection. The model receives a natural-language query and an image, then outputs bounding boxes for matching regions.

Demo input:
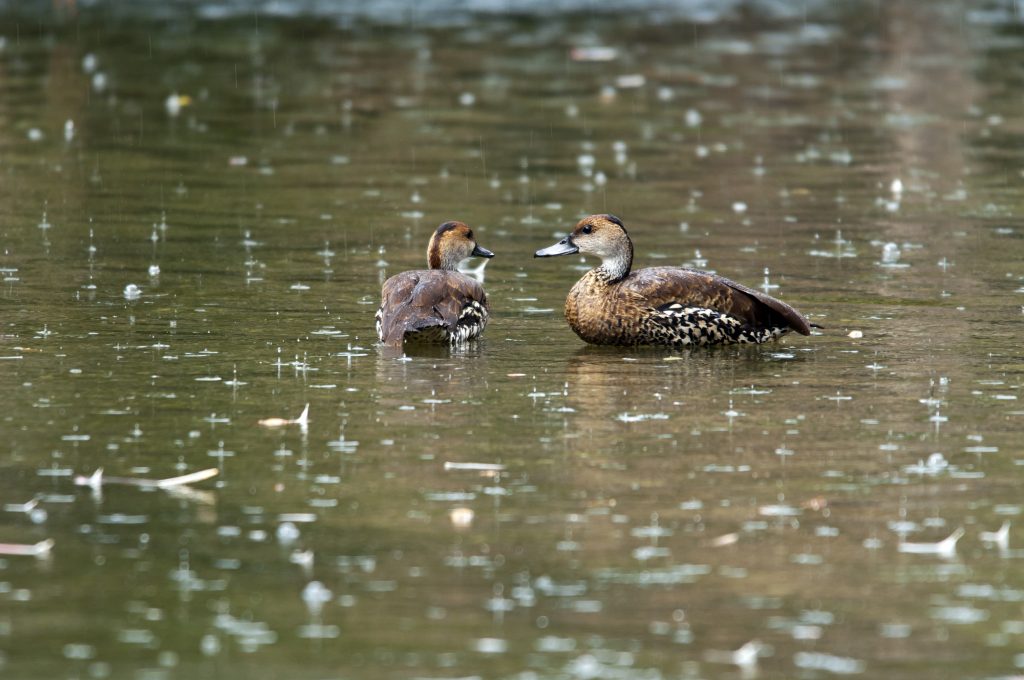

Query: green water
[2,3,1023,678]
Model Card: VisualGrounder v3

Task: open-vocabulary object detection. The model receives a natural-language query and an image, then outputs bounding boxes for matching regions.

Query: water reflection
[3,2,1024,678]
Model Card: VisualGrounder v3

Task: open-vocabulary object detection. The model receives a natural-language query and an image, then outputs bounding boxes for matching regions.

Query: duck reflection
[373,343,492,430]
[557,345,795,444]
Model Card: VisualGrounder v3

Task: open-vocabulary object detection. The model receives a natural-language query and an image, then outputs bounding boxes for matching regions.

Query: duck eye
[581,224,593,235]
[466,230,474,240]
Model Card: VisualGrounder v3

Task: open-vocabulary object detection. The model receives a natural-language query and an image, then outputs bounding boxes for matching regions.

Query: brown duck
[534,214,813,347]
[376,221,494,347]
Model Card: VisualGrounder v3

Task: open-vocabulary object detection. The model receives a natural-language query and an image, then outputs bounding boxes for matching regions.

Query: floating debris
[616,412,669,423]
[443,462,505,472]
[704,640,764,669]
[165,92,192,116]
[980,521,1010,549]
[899,527,964,557]
[449,507,474,529]
[5,497,40,513]
[711,533,739,547]
[74,467,218,490]
[258,404,309,428]
[848,330,864,339]
[123,284,141,300]
[0,538,54,557]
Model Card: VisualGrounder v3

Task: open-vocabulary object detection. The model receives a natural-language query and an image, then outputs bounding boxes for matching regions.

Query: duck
[376,221,494,346]
[534,214,814,347]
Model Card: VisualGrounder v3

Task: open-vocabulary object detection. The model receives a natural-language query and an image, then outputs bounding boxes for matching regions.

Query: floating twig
[258,404,310,428]
[0,538,53,557]
[899,527,964,556]
[4,497,40,513]
[74,467,219,490]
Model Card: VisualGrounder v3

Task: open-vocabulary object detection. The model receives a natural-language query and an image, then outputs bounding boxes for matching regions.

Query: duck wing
[623,267,811,335]
[378,270,489,346]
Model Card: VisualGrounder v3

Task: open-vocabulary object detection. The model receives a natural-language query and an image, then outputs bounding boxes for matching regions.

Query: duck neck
[427,242,457,271]
[595,244,632,284]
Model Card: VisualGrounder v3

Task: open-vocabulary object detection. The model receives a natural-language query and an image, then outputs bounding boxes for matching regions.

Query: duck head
[427,221,494,271]
[534,214,633,281]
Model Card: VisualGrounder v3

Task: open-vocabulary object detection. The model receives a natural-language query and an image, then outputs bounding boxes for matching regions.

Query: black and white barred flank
[448,299,489,344]
[649,303,790,347]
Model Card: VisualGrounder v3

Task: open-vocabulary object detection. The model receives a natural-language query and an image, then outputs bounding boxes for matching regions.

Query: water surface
[2,2,1024,678]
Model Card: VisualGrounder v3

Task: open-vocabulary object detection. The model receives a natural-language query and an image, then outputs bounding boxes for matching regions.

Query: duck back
[377,270,489,346]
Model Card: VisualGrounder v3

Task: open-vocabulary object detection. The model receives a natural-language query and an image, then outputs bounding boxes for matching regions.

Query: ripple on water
[472,638,508,654]
[6,6,1024,680]
[62,644,96,660]
[794,651,865,674]
[596,564,711,586]
[931,605,989,625]
[616,412,670,423]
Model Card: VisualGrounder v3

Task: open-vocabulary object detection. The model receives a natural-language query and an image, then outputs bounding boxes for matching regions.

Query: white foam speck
[794,651,865,674]
[472,638,508,653]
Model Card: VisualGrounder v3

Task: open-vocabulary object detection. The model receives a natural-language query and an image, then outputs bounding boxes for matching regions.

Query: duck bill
[534,237,578,258]
[471,244,495,258]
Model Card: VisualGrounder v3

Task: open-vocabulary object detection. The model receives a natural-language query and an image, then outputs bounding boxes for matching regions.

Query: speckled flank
[451,300,488,344]
[649,304,788,347]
